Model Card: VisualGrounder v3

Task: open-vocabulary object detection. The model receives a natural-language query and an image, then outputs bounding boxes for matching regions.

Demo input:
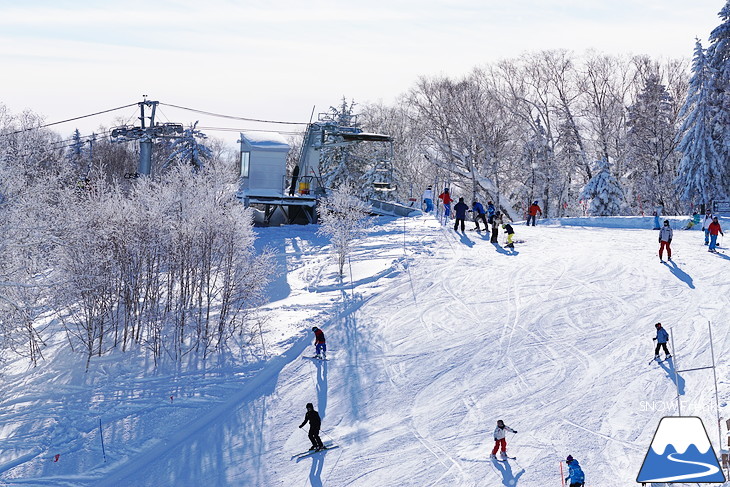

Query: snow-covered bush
[55,161,272,365]
[317,183,372,276]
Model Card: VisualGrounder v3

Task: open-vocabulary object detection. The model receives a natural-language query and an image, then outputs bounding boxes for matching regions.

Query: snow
[240,131,290,149]
[1,214,729,486]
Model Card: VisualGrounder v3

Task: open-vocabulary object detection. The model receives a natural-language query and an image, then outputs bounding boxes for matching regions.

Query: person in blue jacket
[565,455,585,487]
[653,322,671,360]
[453,197,469,232]
[471,200,489,231]
[487,201,496,225]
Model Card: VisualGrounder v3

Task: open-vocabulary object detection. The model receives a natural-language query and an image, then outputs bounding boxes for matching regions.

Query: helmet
[566,455,574,463]
[312,326,318,331]
[533,201,538,205]
[306,402,314,409]
[655,322,661,328]
[664,220,669,224]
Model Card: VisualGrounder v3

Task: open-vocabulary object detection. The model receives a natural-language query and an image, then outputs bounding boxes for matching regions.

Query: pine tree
[626,70,678,211]
[580,159,625,216]
[706,1,730,198]
[675,40,724,207]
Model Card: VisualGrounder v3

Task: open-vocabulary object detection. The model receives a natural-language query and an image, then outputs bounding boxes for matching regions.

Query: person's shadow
[308,454,324,487]
[458,231,475,247]
[492,242,510,255]
[315,359,328,418]
[491,457,525,486]
[658,357,685,395]
[663,261,695,289]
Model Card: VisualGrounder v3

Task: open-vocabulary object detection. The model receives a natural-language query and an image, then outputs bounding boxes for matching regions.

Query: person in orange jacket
[527,201,542,226]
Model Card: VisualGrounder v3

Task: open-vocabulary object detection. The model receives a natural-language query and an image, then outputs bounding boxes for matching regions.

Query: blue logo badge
[637,416,726,483]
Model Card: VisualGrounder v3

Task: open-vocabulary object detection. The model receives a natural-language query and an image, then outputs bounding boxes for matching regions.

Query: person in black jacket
[453,197,469,232]
[299,402,324,450]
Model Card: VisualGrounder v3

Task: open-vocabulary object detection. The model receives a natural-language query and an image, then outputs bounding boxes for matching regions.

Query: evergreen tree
[626,70,678,211]
[580,159,625,216]
[675,40,724,207]
[67,129,85,166]
[706,1,730,197]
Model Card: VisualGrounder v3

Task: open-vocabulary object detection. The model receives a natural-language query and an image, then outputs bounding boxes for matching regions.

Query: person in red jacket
[708,216,724,253]
[527,201,542,226]
[312,326,326,359]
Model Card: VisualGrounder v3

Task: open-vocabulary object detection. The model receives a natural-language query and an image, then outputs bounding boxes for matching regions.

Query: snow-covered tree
[166,121,213,171]
[675,40,725,207]
[580,159,625,216]
[705,2,730,197]
[317,183,372,276]
[626,66,679,212]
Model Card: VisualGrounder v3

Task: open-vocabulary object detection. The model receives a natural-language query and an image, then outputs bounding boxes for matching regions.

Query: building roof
[239,131,290,151]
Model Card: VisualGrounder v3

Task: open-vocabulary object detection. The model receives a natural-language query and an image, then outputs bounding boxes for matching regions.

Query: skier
[653,322,671,360]
[527,201,542,226]
[653,204,663,230]
[564,455,585,487]
[487,201,496,225]
[298,402,325,451]
[502,222,516,249]
[471,200,489,231]
[453,197,469,232]
[702,209,714,245]
[422,186,434,213]
[658,219,673,262]
[490,212,502,243]
[490,420,517,459]
[311,326,326,359]
[438,188,453,223]
[708,216,724,253]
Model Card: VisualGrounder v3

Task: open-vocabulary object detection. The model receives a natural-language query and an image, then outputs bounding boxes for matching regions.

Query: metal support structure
[110,99,184,176]
[672,321,722,456]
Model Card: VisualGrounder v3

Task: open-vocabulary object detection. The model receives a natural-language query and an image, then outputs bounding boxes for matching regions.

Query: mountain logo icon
[637,416,726,483]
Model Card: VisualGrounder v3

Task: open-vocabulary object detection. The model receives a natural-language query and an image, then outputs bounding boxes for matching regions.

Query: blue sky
[0,0,724,144]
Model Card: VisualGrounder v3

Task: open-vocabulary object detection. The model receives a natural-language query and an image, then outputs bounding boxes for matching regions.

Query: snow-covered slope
[1,215,728,486]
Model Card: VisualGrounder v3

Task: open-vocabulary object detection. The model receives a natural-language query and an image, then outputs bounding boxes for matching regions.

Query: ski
[302,356,329,361]
[291,444,339,460]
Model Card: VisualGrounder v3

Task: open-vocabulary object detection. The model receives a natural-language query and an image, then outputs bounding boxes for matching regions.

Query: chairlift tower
[110,98,184,176]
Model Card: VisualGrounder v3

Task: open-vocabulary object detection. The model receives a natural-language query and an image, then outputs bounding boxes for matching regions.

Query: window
[240,151,250,178]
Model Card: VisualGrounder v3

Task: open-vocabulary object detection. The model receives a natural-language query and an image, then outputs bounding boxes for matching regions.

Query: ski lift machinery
[296,112,395,195]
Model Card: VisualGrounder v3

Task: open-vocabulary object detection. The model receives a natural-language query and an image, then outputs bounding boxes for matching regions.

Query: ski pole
[559,460,564,486]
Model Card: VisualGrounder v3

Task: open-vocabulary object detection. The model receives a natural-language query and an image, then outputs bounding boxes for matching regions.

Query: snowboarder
[490,420,517,459]
[438,188,453,223]
[490,212,502,243]
[658,219,673,262]
[702,209,714,245]
[564,455,585,487]
[653,322,671,360]
[502,222,516,249]
[708,216,724,253]
[527,201,542,226]
[487,201,496,225]
[471,200,489,231]
[422,186,434,213]
[311,326,326,359]
[298,402,324,451]
[453,197,469,232]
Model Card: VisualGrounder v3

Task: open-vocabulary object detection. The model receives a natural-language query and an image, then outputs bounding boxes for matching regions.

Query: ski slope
[0,214,728,486]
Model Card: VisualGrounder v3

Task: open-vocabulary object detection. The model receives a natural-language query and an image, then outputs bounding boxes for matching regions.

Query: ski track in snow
[1,215,729,486]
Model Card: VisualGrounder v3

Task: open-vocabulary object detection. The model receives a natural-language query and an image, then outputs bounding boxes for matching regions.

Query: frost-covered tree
[676,40,724,207]
[166,121,213,171]
[317,183,372,276]
[705,2,730,197]
[580,159,625,216]
[626,66,679,212]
